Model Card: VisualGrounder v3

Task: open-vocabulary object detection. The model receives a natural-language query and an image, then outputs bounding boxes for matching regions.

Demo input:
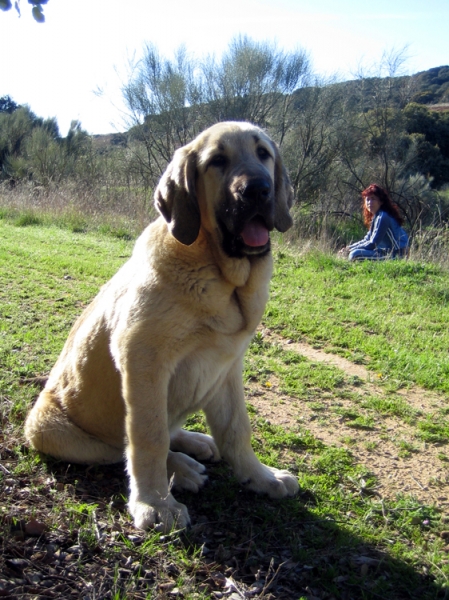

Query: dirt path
[247,329,449,509]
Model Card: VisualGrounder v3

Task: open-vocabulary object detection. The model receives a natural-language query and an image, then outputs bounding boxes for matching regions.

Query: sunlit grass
[2,220,449,598]
[266,249,449,393]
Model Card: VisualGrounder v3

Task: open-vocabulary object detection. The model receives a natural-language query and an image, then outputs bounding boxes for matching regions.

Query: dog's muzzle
[217,174,275,258]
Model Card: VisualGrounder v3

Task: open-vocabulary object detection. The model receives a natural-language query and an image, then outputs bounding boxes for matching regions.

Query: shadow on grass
[2,453,445,600]
[181,463,446,600]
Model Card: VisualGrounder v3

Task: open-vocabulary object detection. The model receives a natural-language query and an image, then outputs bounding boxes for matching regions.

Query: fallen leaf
[25,518,47,536]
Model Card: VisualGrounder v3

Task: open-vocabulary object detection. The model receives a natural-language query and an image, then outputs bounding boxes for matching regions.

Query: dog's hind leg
[170,428,220,462]
[167,451,208,492]
[24,391,123,465]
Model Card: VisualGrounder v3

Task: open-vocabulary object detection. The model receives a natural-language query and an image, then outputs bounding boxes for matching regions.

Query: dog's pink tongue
[241,219,269,247]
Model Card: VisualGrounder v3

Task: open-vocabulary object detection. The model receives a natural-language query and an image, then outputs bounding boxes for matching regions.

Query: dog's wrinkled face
[155,122,293,257]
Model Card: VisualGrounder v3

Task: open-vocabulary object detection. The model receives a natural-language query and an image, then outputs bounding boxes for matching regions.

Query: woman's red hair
[361,184,403,227]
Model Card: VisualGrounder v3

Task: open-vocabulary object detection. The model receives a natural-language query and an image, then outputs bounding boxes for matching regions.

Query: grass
[0,181,156,240]
[359,395,419,421]
[1,218,449,599]
[267,248,449,393]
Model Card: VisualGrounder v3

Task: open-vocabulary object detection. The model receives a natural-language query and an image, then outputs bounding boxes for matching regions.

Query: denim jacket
[349,210,409,253]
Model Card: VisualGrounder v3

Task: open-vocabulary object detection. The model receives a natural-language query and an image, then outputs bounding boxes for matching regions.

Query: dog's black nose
[240,177,272,201]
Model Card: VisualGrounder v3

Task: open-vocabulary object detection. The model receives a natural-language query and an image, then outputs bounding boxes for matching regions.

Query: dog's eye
[257,147,272,161]
[209,155,227,169]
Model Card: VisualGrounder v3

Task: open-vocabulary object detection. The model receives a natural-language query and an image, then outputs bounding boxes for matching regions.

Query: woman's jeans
[349,248,408,261]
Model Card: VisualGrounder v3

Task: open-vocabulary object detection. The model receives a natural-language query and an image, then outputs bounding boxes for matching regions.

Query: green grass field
[1,218,449,599]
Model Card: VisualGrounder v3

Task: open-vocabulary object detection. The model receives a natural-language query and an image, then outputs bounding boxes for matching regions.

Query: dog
[24,121,299,532]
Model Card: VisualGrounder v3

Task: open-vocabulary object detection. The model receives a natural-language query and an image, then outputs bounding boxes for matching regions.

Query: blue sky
[1,0,448,136]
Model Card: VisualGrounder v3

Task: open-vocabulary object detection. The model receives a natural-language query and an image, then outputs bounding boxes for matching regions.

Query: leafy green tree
[0,106,36,176]
[23,127,62,184]
[0,101,93,186]
[0,95,20,114]
[411,66,449,104]
[22,119,92,185]
[403,103,449,188]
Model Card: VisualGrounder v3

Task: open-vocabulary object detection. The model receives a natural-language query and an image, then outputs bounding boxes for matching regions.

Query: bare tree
[122,37,313,189]
[122,44,207,189]
[282,82,343,203]
[202,36,311,136]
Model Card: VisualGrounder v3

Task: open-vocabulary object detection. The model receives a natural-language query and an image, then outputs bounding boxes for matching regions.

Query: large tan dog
[25,121,299,532]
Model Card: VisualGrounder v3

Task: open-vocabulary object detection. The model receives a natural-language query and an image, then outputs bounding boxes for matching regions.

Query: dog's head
[155,122,293,258]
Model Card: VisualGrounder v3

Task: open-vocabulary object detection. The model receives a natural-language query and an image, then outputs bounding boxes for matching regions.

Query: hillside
[412,65,449,104]
[91,65,449,144]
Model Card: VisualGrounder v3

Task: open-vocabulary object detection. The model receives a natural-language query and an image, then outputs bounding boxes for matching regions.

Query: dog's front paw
[242,465,299,499]
[128,494,190,533]
[167,451,208,492]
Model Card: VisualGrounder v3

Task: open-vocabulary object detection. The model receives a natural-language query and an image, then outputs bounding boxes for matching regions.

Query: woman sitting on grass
[340,184,409,261]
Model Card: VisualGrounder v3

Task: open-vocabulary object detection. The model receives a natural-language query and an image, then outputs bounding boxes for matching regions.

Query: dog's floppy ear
[271,142,294,233]
[154,146,200,245]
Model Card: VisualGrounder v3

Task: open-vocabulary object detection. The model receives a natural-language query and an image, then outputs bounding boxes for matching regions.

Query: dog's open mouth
[240,217,270,248]
[218,214,272,258]
[236,216,272,257]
